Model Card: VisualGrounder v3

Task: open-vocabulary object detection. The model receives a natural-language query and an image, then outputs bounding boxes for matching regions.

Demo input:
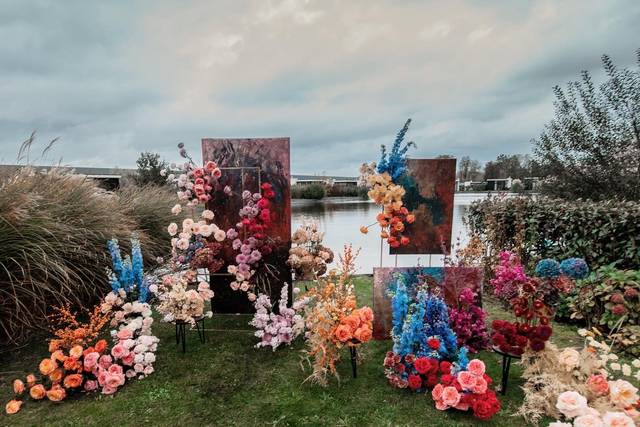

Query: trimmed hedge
[467,196,640,270]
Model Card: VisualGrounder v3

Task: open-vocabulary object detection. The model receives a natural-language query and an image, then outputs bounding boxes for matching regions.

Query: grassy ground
[0,276,584,427]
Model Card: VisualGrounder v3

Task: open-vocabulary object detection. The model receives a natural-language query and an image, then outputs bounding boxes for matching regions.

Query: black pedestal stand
[174,317,206,353]
[349,346,358,378]
[492,345,521,395]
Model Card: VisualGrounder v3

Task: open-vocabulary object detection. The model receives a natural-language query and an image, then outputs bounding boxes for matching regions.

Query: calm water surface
[292,193,491,274]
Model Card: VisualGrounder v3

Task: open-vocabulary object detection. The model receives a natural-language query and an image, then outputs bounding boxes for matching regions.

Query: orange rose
[406,214,415,224]
[69,345,83,359]
[48,339,61,353]
[13,379,25,395]
[344,298,357,310]
[46,387,66,402]
[49,368,64,384]
[5,399,22,415]
[82,346,95,357]
[39,358,57,376]
[359,226,368,234]
[334,324,353,342]
[63,374,83,389]
[380,231,389,239]
[25,374,36,388]
[29,384,46,400]
[342,314,361,332]
[376,213,386,222]
[394,222,405,232]
[94,339,108,354]
[63,357,80,372]
[358,306,374,323]
[354,326,372,343]
[51,350,66,363]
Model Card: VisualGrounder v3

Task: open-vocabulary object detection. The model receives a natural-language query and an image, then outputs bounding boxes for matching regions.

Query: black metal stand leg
[500,354,511,395]
[175,323,179,345]
[350,347,357,379]
[195,318,206,343]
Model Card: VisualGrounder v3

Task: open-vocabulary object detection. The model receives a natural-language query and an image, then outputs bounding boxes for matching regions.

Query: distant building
[291,175,358,187]
[0,164,135,190]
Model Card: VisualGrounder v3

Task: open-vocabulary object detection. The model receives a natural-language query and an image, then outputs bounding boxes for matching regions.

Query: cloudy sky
[1,0,639,175]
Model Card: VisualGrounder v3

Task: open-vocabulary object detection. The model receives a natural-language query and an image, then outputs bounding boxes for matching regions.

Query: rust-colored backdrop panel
[201,138,292,313]
[391,158,456,255]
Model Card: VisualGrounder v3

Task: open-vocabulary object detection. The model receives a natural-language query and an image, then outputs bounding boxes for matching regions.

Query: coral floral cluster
[333,307,374,345]
[491,319,552,355]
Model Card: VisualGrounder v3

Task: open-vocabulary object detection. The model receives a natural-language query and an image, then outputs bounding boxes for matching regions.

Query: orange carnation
[13,379,25,395]
[69,345,83,359]
[353,326,372,343]
[29,384,46,400]
[334,324,353,342]
[5,399,22,415]
[25,374,36,388]
[46,386,66,402]
[342,314,361,332]
[63,374,83,389]
[94,339,108,354]
[39,358,57,376]
[49,368,63,384]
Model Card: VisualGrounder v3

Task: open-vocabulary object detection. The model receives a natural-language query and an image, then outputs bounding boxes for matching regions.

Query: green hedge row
[467,196,640,270]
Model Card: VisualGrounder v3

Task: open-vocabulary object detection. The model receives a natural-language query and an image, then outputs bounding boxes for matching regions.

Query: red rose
[428,359,439,373]
[395,364,405,373]
[492,333,506,346]
[426,374,439,388]
[404,354,416,365]
[439,361,452,375]
[440,374,454,386]
[408,374,422,390]
[472,396,500,420]
[414,357,431,375]
[529,339,545,352]
[427,337,441,350]
[535,325,553,341]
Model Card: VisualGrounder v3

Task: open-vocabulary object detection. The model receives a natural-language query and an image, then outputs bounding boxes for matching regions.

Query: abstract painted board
[202,138,292,313]
[391,158,456,255]
[372,266,482,339]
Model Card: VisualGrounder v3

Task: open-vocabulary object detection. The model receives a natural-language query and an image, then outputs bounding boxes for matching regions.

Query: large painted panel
[372,266,482,339]
[201,138,292,313]
[391,158,456,255]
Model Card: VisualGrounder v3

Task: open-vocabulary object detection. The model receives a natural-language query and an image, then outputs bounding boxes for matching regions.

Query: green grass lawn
[0,276,583,427]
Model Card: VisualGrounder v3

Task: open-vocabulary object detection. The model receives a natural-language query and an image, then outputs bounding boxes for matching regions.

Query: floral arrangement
[359,119,415,248]
[249,284,308,350]
[449,288,489,353]
[287,218,334,280]
[167,212,226,272]
[152,269,214,326]
[301,245,373,386]
[517,329,640,425]
[172,142,222,206]
[491,254,588,354]
[431,359,501,420]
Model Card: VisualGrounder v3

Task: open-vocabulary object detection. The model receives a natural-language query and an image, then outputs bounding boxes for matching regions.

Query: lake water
[291,193,490,274]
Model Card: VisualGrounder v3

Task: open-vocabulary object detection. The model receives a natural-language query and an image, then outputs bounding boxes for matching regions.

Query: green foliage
[0,168,177,346]
[291,183,326,199]
[135,151,168,186]
[567,266,640,355]
[533,49,640,200]
[325,185,369,198]
[467,196,640,270]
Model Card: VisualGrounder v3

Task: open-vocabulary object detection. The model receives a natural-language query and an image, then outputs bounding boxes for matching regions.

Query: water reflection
[292,193,487,274]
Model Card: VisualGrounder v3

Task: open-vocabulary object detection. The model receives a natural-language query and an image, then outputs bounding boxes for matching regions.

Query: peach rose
[442,386,461,407]
[111,343,129,359]
[51,350,66,363]
[432,383,444,400]
[573,414,604,427]
[69,345,83,359]
[25,374,36,388]
[457,371,476,390]
[39,358,57,376]
[49,368,64,384]
[5,399,22,415]
[48,339,61,353]
[353,326,372,343]
[13,379,25,395]
[556,391,588,418]
[473,376,488,394]
[342,314,361,332]
[46,386,66,402]
[608,380,639,409]
[602,411,635,427]
[117,329,133,340]
[29,384,46,400]
[334,325,353,342]
[587,374,610,396]
[558,348,581,372]
[63,374,83,389]
[358,306,374,323]
[467,359,486,377]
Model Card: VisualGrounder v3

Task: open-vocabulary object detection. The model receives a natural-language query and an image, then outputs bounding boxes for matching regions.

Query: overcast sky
[1,1,639,175]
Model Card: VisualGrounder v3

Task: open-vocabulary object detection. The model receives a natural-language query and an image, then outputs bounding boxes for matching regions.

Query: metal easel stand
[174,317,206,353]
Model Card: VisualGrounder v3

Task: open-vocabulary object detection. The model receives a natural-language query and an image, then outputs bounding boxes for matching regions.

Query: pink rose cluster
[490,251,528,303]
[250,285,308,350]
[172,143,222,206]
[554,388,639,427]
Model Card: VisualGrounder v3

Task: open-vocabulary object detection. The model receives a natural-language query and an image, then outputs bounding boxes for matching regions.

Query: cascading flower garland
[249,284,308,350]
[359,119,415,248]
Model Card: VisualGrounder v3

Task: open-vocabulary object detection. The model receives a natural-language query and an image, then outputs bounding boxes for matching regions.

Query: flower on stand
[448,288,489,353]
[287,218,334,280]
[250,284,308,350]
[301,245,373,386]
[153,270,213,326]
[169,143,222,207]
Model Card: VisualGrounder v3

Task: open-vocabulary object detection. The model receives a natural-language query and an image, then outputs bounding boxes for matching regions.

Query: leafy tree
[135,152,168,186]
[457,156,484,181]
[484,154,528,179]
[533,50,640,200]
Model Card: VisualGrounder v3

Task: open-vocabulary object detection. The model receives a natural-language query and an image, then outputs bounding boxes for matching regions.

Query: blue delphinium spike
[377,119,416,181]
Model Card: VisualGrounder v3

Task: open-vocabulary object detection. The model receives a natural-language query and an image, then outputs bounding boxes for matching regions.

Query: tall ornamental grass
[0,168,177,346]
